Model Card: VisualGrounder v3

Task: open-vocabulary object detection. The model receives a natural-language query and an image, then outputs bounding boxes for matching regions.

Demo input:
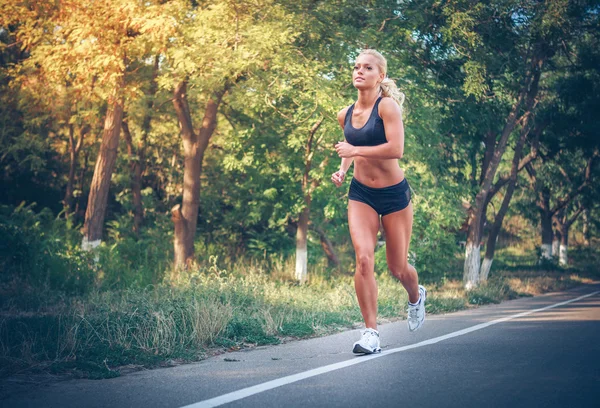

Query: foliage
[0,202,174,298]
[0,203,96,295]
[467,280,518,305]
[3,248,599,379]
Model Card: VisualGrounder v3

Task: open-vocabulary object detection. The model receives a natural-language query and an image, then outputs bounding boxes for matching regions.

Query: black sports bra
[343,97,387,147]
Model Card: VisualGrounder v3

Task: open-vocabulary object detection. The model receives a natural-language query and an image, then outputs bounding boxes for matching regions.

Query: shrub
[0,203,96,295]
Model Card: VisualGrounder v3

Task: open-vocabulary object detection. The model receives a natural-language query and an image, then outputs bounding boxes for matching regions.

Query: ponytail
[380,77,405,112]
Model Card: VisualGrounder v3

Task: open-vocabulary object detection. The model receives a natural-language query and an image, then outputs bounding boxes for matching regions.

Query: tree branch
[488,116,545,200]
[557,165,572,184]
[173,81,196,144]
[565,205,585,229]
[550,151,599,214]
[76,125,91,154]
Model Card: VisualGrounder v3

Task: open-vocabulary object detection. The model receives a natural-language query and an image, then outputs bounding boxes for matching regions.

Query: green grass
[1,246,598,381]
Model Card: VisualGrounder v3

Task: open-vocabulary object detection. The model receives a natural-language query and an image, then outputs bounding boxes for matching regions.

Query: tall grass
[3,250,590,381]
[1,205,597,380]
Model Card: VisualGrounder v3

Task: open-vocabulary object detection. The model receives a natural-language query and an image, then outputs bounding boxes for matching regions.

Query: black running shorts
[348,177,412,216]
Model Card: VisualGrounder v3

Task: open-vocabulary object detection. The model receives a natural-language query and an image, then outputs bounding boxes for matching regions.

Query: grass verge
[1,247,597,381]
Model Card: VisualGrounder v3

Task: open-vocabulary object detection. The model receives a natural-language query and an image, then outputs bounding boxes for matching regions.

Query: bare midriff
[353,156,404,188]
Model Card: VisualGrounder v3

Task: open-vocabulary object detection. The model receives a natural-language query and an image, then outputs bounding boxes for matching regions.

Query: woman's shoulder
[377,96,402,118]
[337,105,353,127]
[378,96,397,109]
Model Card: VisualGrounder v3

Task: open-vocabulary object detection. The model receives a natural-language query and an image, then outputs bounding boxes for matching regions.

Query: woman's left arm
[335,98,404,160]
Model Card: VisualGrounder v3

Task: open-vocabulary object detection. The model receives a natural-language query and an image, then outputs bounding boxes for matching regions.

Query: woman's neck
[356,88,381,109]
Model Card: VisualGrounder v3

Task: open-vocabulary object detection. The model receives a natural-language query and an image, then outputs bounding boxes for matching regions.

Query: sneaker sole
[352,344,382,354]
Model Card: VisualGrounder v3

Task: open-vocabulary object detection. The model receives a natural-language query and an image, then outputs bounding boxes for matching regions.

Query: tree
[121,55,160,236]
[166,0,298,270]
[4,0,174,249]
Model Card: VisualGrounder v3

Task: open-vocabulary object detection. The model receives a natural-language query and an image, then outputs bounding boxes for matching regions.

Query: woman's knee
[355,253,374,276]
[389,263,412,282]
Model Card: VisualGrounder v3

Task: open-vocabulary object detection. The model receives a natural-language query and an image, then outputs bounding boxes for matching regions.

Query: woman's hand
[331,170,346,187]
[335,141,356,158]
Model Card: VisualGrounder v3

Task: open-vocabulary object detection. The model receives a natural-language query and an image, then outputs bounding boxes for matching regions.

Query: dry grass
[2,246,598,380]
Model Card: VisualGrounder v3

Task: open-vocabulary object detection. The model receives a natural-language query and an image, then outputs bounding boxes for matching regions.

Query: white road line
[181,290,599,408]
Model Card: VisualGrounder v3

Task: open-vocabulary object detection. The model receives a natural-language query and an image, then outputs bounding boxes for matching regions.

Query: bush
[0,203,96,295]
[0,202,176,296]
[467,280,518,305]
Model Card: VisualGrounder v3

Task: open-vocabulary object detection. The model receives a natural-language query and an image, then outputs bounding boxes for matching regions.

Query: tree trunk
[121,119,144,236]
[540,196,553,261]
[552,238,560,259]
[469,147,478,189]
[552,208,565,259]
[525,155,557,262]
[64,125,77,217]
[552,228,561,259]
[534,148,597,262]
[172,81,226,269]
[479,130,496,185]
[558,206,585,266]
[559,224,568,266]
[295,118,323,283]
[64,124,89,219]
[480,174,517,282]
[582,208,591,247]
[313,225,340,268]
[171,204,190,272]
[82,86,125,251]
[295,205,309,283]
[74,151,89,222]
[464,193,484,289]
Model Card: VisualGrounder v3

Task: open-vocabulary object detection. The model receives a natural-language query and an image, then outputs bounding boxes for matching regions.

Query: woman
[331,49,426,354]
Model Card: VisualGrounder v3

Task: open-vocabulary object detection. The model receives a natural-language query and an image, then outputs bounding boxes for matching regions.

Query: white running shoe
[407,285,427,332]
[352,328,381,354]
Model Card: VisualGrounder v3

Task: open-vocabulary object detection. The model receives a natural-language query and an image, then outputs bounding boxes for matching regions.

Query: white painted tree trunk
[552,239,560,259]
[559,244,568,266]
[81,237,101,251]
[464,242,480,289]
[295,204,309,284]
[540,244,552,260]
[295,246,307,283]
[583,209,591,246]
[480,257,493,282]
[81,237,101,263]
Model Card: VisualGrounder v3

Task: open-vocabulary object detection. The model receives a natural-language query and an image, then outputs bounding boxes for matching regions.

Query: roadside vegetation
[1,204,597,380]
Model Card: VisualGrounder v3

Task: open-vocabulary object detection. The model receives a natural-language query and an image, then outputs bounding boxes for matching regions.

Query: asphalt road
[2,284,599,408]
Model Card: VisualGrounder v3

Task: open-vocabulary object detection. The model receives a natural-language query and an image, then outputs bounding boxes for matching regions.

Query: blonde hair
[358,49,405,111]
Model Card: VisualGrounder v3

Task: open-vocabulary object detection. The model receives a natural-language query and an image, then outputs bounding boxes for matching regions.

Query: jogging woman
[331,49,426,354]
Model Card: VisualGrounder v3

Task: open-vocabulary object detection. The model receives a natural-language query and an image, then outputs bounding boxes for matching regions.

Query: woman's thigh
[381,202,413,266]
[348,200,380,257]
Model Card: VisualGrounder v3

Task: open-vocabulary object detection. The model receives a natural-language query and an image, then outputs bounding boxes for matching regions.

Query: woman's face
[352,54,384,90]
